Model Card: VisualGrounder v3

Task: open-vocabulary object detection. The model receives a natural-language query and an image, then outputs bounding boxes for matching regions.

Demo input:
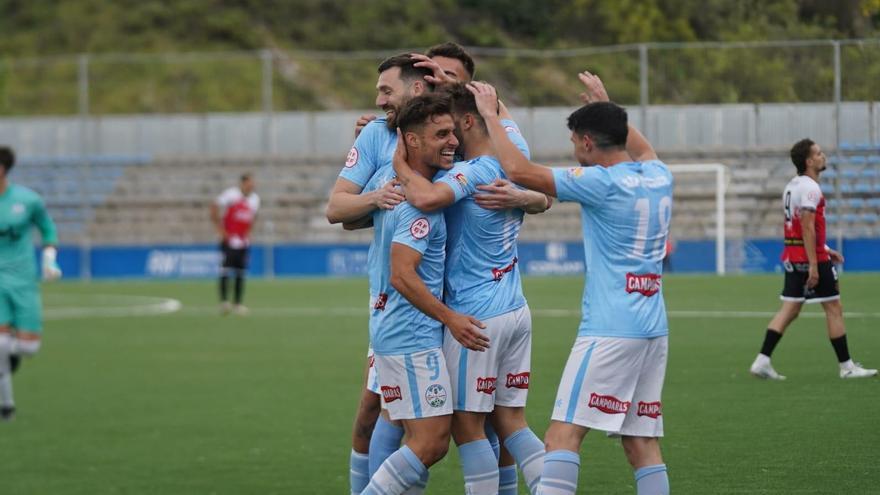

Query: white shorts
[366,346,380,395]
[444,305,532,412]
[551,336,667,437]
[374,348,453,421]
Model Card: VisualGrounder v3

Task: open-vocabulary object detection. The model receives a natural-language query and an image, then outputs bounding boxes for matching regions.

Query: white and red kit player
[210,173,260,315]
[750,139,876,380]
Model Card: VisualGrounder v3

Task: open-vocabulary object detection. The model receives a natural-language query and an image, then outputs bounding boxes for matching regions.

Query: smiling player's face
[376,67,414,130]
[411,114,459,171]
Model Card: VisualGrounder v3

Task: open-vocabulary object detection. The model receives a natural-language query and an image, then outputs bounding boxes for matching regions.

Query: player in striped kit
[469,73,673,495]
[211,173,260,316]
[749,139,877,380]
[0,146,62,421]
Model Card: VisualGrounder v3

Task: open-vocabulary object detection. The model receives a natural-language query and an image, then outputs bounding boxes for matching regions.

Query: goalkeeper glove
[42,246,62,281]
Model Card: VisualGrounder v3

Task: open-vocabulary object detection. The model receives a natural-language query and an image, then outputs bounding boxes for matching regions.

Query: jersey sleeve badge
[345,147,359,168]
[410,217,430,239]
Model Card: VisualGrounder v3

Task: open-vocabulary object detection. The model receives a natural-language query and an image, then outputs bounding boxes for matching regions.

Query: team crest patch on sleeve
[410,217,430,239]
[503,125,520,135]
[425,384,447,407]
[567,167,585,179]
[345,147,359,168]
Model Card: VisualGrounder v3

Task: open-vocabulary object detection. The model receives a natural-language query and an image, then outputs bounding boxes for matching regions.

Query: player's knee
[422,438,450,465]
[621,436,662,468]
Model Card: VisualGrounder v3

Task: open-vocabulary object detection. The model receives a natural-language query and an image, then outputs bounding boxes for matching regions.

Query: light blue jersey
[363,165,398,293]
[369,201,447,355]
[552,160,673,339]
[339,118,397,188]
[434,156,526,320]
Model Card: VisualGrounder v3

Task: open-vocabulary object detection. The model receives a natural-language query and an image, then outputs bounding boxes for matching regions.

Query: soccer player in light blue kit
[470,73,673,495]
[392,83,549,495]
[361,93,490,495]
[0,146,63,421]
[328,48,549,494]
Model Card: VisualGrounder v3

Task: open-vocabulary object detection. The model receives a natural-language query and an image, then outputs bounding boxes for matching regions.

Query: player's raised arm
[467,82,557,197]
[390,243,489,352]
[391,129,455,212]
[578,70,657,162]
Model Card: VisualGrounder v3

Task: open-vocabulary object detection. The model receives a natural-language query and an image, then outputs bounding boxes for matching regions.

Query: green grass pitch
[0,274,877,494]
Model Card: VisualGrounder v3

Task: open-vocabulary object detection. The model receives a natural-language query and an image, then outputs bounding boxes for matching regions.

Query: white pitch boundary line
[45,295,182,320]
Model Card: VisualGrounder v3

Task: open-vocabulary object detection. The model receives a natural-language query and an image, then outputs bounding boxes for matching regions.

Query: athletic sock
[0,335,13,409]
[369,416,404,477]
[760,329,783,357]
[234,272,245,304]
[458,439,499,494]
[401,469,429,494]
[830,335,851,363]
[499,465,518,495]
[219,275,229,302]
[350,449,369,495]
[635,464,669,495]
[484,421,501,460]
[362,445,426,495]
[504,427,545,494]
[537,449,580,495]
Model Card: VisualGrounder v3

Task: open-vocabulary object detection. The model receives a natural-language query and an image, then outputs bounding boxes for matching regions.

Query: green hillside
[1,0,879,114]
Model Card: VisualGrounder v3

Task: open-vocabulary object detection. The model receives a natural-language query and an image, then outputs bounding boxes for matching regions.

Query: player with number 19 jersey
[549,159,673,437]
[553,162,672,339]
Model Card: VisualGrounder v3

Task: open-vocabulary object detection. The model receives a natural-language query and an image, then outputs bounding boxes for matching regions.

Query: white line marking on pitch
[45,295,182,320]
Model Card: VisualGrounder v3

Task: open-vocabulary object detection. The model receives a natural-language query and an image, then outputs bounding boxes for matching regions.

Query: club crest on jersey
[567,167,585,178]
[381,385,402,403]
[410,217,430,239]
[345,147,359,168]
[626,273,662,296]
[587,393,631,414]
[10,203,25,215]
[425,384,447,408]
[476,377,497,394]
[505,372,530,389]
[637,401,662,418]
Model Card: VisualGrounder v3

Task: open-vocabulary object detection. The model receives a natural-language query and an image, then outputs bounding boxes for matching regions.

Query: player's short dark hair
[0,146,14,173]
[444,82,490,133]
[567,102,628,150]
[425,42,475,79]
[396,93,452,134]
[377,53,435,90]
[790,138,815,176]
[240,173,252,183]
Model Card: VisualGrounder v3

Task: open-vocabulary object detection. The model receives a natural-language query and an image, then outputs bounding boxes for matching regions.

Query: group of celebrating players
[325,42,876,495]
[326,42,673,495]
[0,39,875,495]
